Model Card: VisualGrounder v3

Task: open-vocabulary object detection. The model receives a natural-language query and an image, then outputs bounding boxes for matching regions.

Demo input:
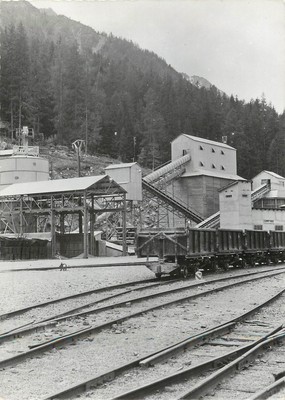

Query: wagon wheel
[221,261,229,271]
[211,260,219,272]
[247,257,255,267]
[270,255,279,265]
[239,258,246,268]
[181,265,189,279]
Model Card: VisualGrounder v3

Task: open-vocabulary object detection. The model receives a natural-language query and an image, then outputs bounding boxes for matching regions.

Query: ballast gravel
[0,267,284,400]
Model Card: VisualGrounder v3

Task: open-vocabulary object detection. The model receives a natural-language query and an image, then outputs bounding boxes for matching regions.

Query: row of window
[225,194,248,198]
[253,225,284,231]
[199,145,225,155]
[199,161,225,170]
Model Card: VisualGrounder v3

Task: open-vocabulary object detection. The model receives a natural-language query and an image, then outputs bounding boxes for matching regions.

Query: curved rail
[45,288,285,399]
[1,268,284,371]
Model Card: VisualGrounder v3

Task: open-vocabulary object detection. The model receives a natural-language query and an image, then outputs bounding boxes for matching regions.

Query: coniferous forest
[0,1,284,180]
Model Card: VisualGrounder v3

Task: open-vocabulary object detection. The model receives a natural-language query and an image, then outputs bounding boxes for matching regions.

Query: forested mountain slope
[0,0,284,179]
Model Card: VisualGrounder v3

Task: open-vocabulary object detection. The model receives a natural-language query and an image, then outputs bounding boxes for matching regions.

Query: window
[200,161,204,166]
[211,148,215,153]
[242,194,248,197]
[182,150,187,156]
[212,164,216,169]
[261,179,270,185]
[254,225,263,230]
[199,145,204,150]
[225,194,232,198]
[275,225,283,231]
[221,165,225,170]
[221,150,224,155]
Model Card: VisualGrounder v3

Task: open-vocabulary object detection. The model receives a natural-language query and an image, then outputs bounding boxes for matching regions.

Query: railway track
[0,268,284,370]
[1,267,284,343]
[0,277,163,320]
[44,288,285,399]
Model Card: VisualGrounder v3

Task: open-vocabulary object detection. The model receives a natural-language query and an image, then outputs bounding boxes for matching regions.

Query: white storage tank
[0,146,49,190]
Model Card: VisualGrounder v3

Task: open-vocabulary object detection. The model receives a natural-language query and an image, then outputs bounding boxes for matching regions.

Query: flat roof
[172,134,236,150]
[0,175,126,197]
[105,162,138,170]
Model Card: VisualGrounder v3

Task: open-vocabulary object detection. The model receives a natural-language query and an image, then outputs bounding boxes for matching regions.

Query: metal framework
[0,175,127,258]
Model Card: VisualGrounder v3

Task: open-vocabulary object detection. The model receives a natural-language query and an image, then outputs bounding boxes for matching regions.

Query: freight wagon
[136,228,285,278]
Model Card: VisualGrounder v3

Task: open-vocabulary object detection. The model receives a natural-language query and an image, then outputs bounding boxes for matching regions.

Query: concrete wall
[171,175,234,219]
[57,233,97,258]
[252,209,285,231]
[219,181,252,230]
[171,134,237,176]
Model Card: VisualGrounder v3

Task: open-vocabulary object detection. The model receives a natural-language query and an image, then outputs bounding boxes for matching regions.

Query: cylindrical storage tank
[0,155,49,190]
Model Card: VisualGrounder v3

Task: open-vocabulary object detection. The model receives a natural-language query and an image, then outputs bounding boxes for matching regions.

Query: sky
[29,0,285,113]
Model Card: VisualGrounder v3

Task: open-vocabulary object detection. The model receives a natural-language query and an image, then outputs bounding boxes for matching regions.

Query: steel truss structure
[0,175,127,258]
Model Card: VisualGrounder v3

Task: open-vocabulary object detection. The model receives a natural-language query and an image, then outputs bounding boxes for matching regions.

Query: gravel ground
[0,265,154,314]
[204,344,285,400]
[0,271,284,400]
[0,270,283,360]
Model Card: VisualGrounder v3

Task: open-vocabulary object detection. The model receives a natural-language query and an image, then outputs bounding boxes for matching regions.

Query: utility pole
[72,140,85,235]
[72,139,85,177]
[133,136,136,162]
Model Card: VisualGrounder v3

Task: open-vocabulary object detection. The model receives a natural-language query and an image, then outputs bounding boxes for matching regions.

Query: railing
[12,146,39,157]
[251,183,270,203]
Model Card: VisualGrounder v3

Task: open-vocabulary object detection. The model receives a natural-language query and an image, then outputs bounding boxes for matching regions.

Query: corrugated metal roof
[182,169,245,181]
[0,175,124,197]
[173,134,235,150]
[105,162,138,170]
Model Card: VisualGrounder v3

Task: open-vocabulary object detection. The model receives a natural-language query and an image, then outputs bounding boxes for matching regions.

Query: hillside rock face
[190,75,213,89]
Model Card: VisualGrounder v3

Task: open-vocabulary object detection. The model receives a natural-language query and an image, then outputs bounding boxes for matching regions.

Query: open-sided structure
[0,175,127,258]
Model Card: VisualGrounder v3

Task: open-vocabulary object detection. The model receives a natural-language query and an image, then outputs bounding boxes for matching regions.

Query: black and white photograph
[0,0,284,399]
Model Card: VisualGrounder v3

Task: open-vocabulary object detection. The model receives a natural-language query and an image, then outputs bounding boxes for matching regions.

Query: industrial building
[170,134,244,219]
[0,175,128,259]
[2,128,285,260]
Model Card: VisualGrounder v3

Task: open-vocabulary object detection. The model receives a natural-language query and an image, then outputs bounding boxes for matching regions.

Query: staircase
[196,211,220,229]
[251,183,271,204]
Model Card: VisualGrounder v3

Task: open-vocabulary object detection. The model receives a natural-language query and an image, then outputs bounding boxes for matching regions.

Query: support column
[90,195,95,256]
[60,196,65,234]
[83,192,89,258]
[78,197,83,233]
[50,196,56,258]
[19,195,23,236]
[60,214,65,234]
[122,193,127,256]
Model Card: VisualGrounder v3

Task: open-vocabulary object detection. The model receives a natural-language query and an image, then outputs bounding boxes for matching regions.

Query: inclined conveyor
[142,153,203,224]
